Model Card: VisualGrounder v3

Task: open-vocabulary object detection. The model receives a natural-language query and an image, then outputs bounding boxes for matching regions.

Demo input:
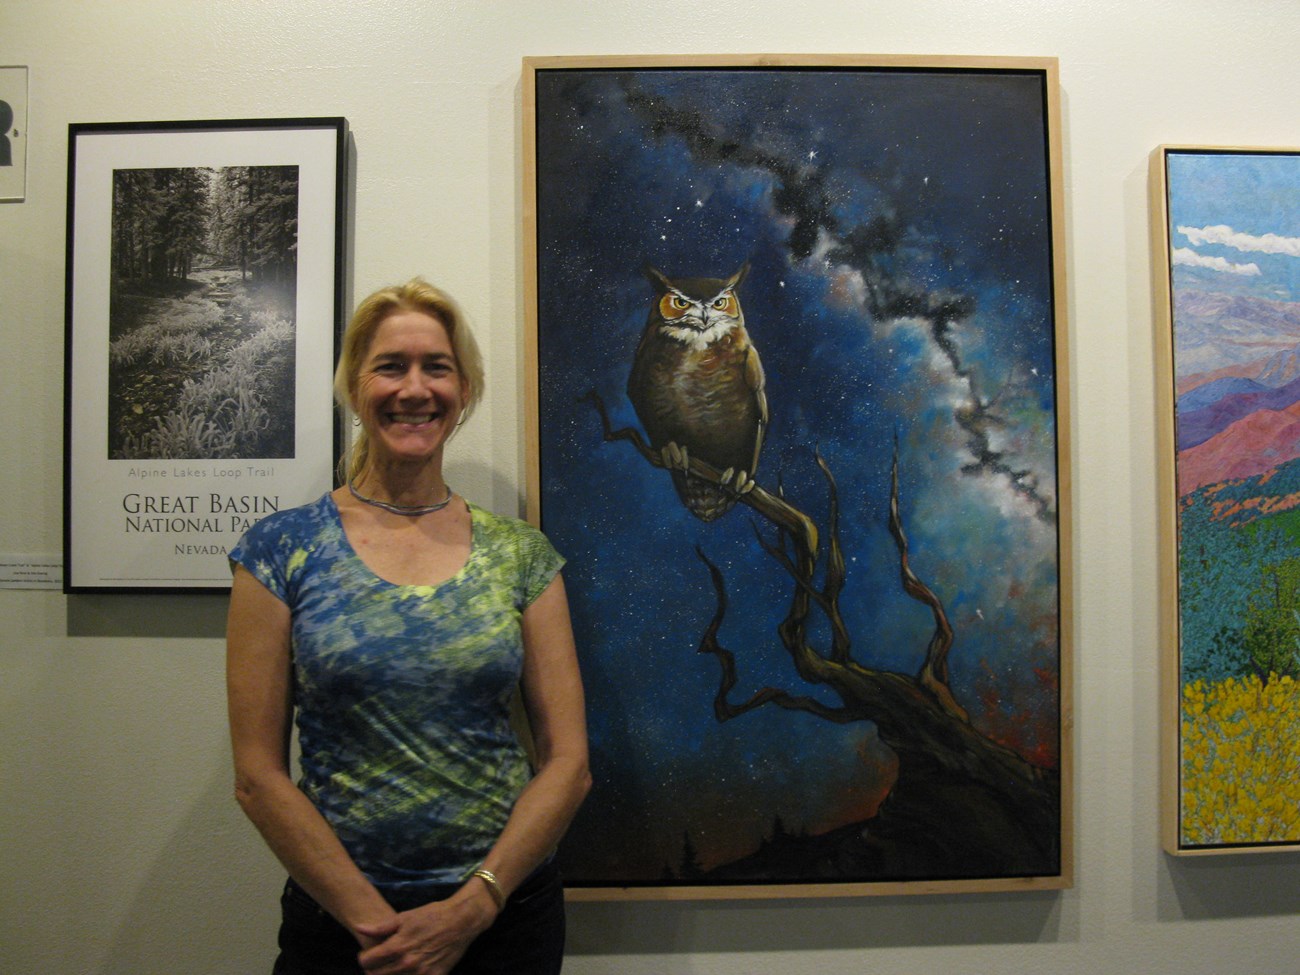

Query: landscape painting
[1153,146,1300,853]
[525,56,1072,896]
[65,118,346,592]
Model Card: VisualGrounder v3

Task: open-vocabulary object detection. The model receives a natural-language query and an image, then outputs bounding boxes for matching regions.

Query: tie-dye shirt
[229,493,564,897]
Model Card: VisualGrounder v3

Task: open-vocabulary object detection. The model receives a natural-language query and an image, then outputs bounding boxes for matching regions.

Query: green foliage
[1242,559,1300,680]
[1178,487,1300,683]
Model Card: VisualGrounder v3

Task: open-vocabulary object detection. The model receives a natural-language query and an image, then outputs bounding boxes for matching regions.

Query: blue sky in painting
[1167,151,1300,302]
[533,67,1062,881]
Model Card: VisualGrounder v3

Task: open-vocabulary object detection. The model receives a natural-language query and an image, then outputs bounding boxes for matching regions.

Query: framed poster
[0,65,28,202]
[64,117,348,593]
[1152,146,1300,854]
[524,55,1072,897]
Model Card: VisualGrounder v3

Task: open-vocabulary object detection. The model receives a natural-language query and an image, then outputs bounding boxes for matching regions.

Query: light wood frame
[1152,145,1300,855]
[524,54,1073,898]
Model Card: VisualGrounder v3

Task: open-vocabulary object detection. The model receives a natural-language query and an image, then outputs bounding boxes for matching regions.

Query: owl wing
[744,341,768,477]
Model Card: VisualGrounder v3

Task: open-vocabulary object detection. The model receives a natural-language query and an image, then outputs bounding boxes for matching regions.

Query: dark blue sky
[533,66,1062,883]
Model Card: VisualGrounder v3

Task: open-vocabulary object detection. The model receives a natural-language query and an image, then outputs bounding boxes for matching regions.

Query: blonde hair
[334,277,485,482]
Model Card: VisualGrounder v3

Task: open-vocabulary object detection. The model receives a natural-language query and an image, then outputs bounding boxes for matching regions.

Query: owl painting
[627,263,768,522]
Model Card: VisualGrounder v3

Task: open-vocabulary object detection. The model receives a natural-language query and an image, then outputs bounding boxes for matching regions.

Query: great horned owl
[627,263,767,522]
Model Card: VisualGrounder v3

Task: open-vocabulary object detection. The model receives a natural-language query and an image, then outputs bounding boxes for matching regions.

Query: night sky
[532,66,1062,884]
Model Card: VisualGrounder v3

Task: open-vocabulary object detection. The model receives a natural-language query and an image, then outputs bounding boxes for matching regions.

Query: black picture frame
[64,117,349,593]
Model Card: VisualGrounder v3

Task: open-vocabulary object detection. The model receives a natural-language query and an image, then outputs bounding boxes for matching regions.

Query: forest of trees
[1178,478,1300,684]
[111,165,299,287]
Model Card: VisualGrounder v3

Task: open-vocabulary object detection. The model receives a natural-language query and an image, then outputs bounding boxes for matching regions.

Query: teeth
[391,413,436,424]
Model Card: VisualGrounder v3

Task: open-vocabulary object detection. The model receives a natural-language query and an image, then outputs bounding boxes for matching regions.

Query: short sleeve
[518,524,565,608]
[228,510,295,604]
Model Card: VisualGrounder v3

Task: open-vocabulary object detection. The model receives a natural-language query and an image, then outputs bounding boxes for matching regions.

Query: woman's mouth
[389,412,438,425]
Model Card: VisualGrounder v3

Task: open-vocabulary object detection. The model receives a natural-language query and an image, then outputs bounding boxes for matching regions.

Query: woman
[227,278,590,975]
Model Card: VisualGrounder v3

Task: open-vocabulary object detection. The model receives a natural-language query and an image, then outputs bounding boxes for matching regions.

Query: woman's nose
[399,367,429,394]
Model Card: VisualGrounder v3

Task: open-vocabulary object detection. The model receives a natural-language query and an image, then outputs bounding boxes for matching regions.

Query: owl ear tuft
[727,261,751,291]
[643,264,673,294]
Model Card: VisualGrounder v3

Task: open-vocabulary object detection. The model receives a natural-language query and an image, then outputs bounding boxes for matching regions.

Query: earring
[352,416,361,427]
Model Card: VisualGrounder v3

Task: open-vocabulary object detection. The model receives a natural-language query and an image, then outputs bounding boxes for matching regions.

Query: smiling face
[352,309,468,469]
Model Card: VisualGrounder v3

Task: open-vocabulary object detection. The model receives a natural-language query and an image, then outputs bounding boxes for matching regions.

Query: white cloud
[1178,224,1300,257]
[1171,246,1261,276]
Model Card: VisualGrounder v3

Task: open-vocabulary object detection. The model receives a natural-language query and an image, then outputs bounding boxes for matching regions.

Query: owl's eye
[711,293,737,314]
[660,294,693,318]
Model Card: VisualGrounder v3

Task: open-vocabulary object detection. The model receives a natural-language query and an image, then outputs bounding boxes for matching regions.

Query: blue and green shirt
[230,493,564,898]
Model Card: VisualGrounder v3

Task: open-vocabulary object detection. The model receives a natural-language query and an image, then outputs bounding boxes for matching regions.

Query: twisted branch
[583,390,966,721]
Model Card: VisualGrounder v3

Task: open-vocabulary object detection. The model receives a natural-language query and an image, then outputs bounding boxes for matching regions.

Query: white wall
[3,1,1300,972]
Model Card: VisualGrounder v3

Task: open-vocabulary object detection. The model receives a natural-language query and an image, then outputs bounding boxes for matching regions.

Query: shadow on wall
[1161,851,1300,922]
[67,593,229,639]
[567,887,1069,957]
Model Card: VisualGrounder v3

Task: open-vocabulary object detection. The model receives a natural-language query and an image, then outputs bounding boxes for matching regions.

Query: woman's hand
[352,916,400,952]
[354,886,498,975]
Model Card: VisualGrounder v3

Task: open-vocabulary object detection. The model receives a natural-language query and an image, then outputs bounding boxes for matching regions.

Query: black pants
[271,861,566,975]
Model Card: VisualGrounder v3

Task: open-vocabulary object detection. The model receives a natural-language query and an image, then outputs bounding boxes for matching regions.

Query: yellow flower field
[1181,674,1300,845]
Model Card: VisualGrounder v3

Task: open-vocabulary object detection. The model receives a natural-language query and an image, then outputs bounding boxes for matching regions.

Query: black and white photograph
[64,118,347,592]
[109,164,300,461]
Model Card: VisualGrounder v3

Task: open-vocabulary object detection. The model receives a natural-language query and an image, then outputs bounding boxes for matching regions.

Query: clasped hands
[353,887,499,975]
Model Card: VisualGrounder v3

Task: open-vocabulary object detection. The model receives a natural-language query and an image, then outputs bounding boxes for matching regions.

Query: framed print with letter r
[0,65,28,202]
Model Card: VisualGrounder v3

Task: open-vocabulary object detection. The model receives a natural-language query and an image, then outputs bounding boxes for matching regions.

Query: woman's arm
[355,572,591,973]
[226,565,398,946]
[472,571,592,896]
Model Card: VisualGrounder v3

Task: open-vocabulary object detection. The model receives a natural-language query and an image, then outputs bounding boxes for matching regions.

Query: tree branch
[888,435,968,720]
[583,389,962,718]
[582,390,818,552]
[696,546,859,725]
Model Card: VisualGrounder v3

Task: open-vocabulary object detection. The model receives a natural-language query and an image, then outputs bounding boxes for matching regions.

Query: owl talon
[661,442,690,472]
[720,468,756,496]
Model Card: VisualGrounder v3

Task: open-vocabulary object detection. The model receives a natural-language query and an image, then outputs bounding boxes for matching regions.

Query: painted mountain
[1177,374,1300,451]
[1174,290,1300,384]
[1175,291,1300,502]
